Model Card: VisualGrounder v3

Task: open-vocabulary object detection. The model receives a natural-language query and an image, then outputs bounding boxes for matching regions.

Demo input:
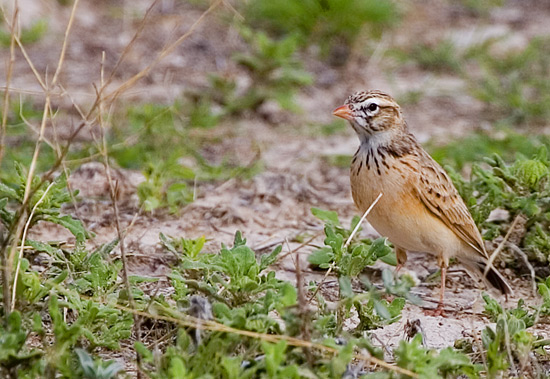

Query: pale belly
[350,158,463,260]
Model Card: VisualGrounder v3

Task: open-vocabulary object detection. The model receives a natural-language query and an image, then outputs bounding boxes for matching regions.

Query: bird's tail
[461,259,513,296]
[477,261,513,296]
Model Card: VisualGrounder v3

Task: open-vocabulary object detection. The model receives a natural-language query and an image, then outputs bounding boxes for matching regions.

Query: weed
[75,349,123,379]
[186,27,313,119]
[0,168,136,377]
[243,0,399,59]
[447,148,550,267]
[410,40,462,73]
[468,37,550,126]
[110,101,262,211]
[429,131,550,170]
[0,163,89,243]
[479,292,550,376]
[307,208,417,333]
[395,334,480,378]
[0,19,48,47]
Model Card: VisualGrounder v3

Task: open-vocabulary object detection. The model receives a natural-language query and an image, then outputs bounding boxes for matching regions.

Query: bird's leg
[394,247,407,277]
[425,258,448,317]
[436,265,447,312]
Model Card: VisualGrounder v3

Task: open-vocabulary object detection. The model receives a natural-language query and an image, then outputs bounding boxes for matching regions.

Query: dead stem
[60,288,418,378]
[104,0,223,103]
[0,1,19,319]
[484,214,522,277]
[291,238,313,365]
[10,181,56,311]
[308,193,383,302]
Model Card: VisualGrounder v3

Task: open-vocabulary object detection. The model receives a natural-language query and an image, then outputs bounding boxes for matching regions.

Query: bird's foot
[423,304,446,317]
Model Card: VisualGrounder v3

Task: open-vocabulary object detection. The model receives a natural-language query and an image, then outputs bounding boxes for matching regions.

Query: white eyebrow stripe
[363,98,394,107]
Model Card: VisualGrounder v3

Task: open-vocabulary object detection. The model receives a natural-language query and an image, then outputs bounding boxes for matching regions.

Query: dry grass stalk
[10,181,56,311]
[62,290,417,378]
[0,0,227,327]
[309,192,383,302]
[484,214,523,277]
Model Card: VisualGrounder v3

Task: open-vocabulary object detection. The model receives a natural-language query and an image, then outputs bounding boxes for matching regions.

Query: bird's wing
[413,150,488,259]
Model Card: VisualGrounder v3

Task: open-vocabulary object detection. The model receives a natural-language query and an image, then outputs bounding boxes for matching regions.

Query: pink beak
[332,104,353,120]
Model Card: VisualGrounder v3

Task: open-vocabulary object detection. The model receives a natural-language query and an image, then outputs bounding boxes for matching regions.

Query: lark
[333,90,512,315]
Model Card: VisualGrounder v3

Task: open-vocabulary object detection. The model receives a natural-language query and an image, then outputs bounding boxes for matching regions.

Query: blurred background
[1,0,549,266]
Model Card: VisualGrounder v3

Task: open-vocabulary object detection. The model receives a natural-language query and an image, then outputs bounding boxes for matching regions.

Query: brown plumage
[333,90,512,315]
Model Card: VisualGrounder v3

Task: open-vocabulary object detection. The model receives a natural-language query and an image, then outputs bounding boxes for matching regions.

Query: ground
[5,0,550,369]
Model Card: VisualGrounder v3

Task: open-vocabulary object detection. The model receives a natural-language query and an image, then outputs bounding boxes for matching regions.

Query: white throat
[357,128,395,150]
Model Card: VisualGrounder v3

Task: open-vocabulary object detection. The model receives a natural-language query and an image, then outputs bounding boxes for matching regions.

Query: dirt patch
[8,0,550,368]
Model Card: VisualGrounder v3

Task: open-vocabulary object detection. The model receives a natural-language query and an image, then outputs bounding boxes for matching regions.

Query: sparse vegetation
[0,19,48,47]
[1,0,550,377]
[446,147,550,270]
[185,26,313,120]
[242,0,399,61]
[468,37,550,126]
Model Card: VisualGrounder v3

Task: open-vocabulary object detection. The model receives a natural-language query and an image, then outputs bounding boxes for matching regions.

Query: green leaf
[259,245,282,271]
[307,247,333,267]
[339,276,353,298]
[261,340,287,377]
[42,214,90,243]
[311,207,341,226]
[168,356,187,378]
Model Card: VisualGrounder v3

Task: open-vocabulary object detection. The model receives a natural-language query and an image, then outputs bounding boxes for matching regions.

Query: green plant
[0,163,90,243]
[186,27,313,118]
[447,148,550,267]
[243,0,399,59]
[109,101,262,211]
[137,157,195,212]
[0,19,48,47]
[395,334,480,378]
[234,27,313,112]
[75,349,123,379]
[468,37,550,126]
[410,39,461,73]
[161,231,296,333]
[307,207,396,275]
[429,131,550,170]
[0,311,42,376]
[307,208,418,333]
[480,292,550,376]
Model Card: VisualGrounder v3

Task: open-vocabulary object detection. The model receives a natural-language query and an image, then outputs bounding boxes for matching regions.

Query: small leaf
[260,245,282,271]
[311,207,341,226]
[339,276,353,298]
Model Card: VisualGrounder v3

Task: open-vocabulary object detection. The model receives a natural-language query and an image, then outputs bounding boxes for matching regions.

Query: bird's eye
[348,104,354,110]
[368,103,378,112]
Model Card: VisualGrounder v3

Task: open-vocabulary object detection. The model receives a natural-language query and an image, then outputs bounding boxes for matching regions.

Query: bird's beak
[332,104,353,121]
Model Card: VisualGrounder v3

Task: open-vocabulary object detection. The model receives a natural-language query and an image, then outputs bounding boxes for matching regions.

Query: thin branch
[506,242,536,295]
[484,214,522,276]
[96,49,143,378]
[0,4,46,90]
[55,288,418,378]
[11,181,56,311]
[309,193,383,301]
[104,0,223,103]
[51,0,80,85]
[0,1,19,316]
[345,192,383,248]
[0,8,17,168]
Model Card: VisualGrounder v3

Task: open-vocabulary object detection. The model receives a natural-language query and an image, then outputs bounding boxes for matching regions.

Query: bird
[332,90,512,316]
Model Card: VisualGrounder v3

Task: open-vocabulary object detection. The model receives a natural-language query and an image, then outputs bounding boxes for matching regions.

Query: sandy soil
[5,0,550,360]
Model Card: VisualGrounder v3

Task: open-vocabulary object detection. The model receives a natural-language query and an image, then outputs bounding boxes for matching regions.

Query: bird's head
[333,90,406,143]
